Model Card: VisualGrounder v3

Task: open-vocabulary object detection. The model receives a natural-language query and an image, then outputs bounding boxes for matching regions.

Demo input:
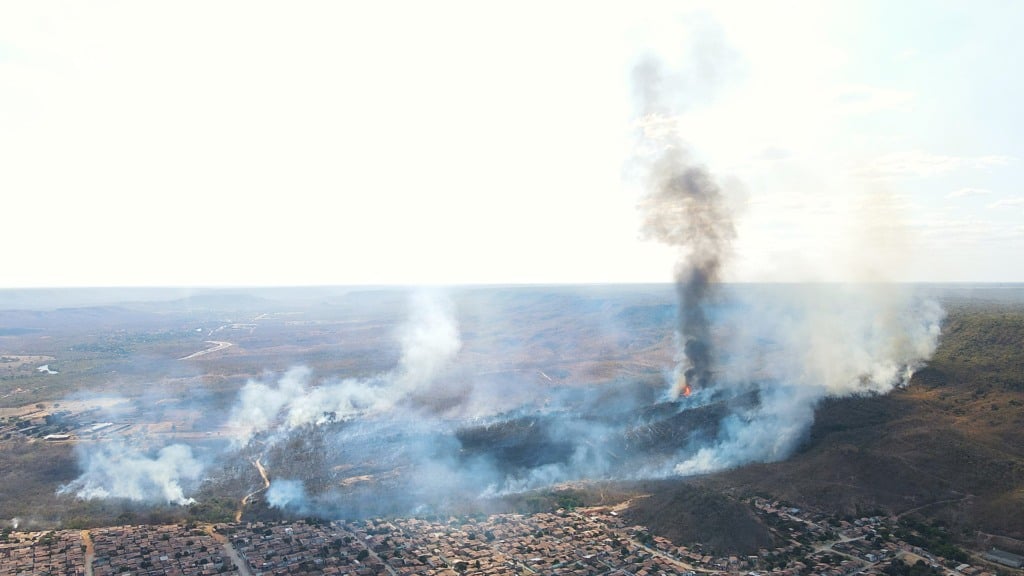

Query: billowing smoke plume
[58,442,204,505]
[227,291,461,445]
[394,291,462,392]
[630,24,945,475]
[633,40,737,397]
[674,285,944,474]
[639,148,734,394]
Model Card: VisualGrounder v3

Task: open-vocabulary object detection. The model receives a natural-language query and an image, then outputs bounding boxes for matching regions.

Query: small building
[43,434,71,441]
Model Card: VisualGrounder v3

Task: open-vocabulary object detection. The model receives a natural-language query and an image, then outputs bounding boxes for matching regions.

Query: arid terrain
[0,284,1022,568]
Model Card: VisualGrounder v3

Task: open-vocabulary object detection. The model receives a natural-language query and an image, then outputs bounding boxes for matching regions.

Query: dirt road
[235,457,271,522]
[81,530,94,576]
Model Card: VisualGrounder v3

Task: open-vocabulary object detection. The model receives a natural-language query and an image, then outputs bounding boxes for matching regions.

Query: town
[3,498,1022,576]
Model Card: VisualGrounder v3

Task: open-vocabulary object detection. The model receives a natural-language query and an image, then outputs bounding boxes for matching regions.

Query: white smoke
[227,291,462,445]
[393,291,462,393]
[58,442,204,505]
[674,285,945,475]
[228,367,309,444]
[266,479,307,510]
[50,285,945,513]
[625,18,946,477]
[484,441,613,497]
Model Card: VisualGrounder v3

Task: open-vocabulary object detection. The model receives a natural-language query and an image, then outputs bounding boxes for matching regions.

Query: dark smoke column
[634,58,735,398]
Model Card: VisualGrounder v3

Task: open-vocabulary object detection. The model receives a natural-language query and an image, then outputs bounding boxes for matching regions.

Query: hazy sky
[1,1,1021,287]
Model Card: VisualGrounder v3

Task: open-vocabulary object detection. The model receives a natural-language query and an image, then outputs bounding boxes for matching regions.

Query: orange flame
[675,374,692,398]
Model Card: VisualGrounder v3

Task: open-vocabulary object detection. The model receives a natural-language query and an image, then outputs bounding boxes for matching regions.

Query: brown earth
[699,301,1024,543]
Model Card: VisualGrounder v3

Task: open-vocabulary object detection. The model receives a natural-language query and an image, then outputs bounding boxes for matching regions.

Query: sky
[1,1,1021,287]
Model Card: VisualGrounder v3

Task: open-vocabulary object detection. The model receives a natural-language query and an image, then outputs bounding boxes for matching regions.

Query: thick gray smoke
[634,52,736,397]
[639,147,735,394]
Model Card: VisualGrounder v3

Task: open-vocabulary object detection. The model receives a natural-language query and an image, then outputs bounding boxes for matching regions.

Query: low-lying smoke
[228,292,462,445]
[674,285,944,475]
[266,479,308,511]
[58,442,204,506]
[56,284,943,515]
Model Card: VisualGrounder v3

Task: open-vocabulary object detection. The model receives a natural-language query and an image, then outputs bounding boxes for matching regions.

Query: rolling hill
[628,298,1024,552]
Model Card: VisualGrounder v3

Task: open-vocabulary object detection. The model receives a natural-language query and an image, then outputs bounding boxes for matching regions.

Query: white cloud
[897,48,920,61]
[851,150,1013,180]
[1,2,1021,285]
[987,196,1024,209]
[832,83,914,116]
[755,146,792,162]
[909,217,1015,242]
[946,187,992,199]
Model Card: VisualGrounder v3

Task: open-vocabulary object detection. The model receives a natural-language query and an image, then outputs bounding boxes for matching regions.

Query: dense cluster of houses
[89,524,237,576]
[222,511,689,576]
[1,503,1022,576]
[747,498,1013,576]
[0,529,85,576]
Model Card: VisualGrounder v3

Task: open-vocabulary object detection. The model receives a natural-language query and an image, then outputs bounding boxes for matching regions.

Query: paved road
[179,340,232,360]
[206,525,255,576]
[353,528,398,576]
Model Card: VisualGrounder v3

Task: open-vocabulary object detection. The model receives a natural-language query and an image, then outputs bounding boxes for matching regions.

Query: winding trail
[254,458,269,488]
[896,494,971,518]
[235,457,271,522]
